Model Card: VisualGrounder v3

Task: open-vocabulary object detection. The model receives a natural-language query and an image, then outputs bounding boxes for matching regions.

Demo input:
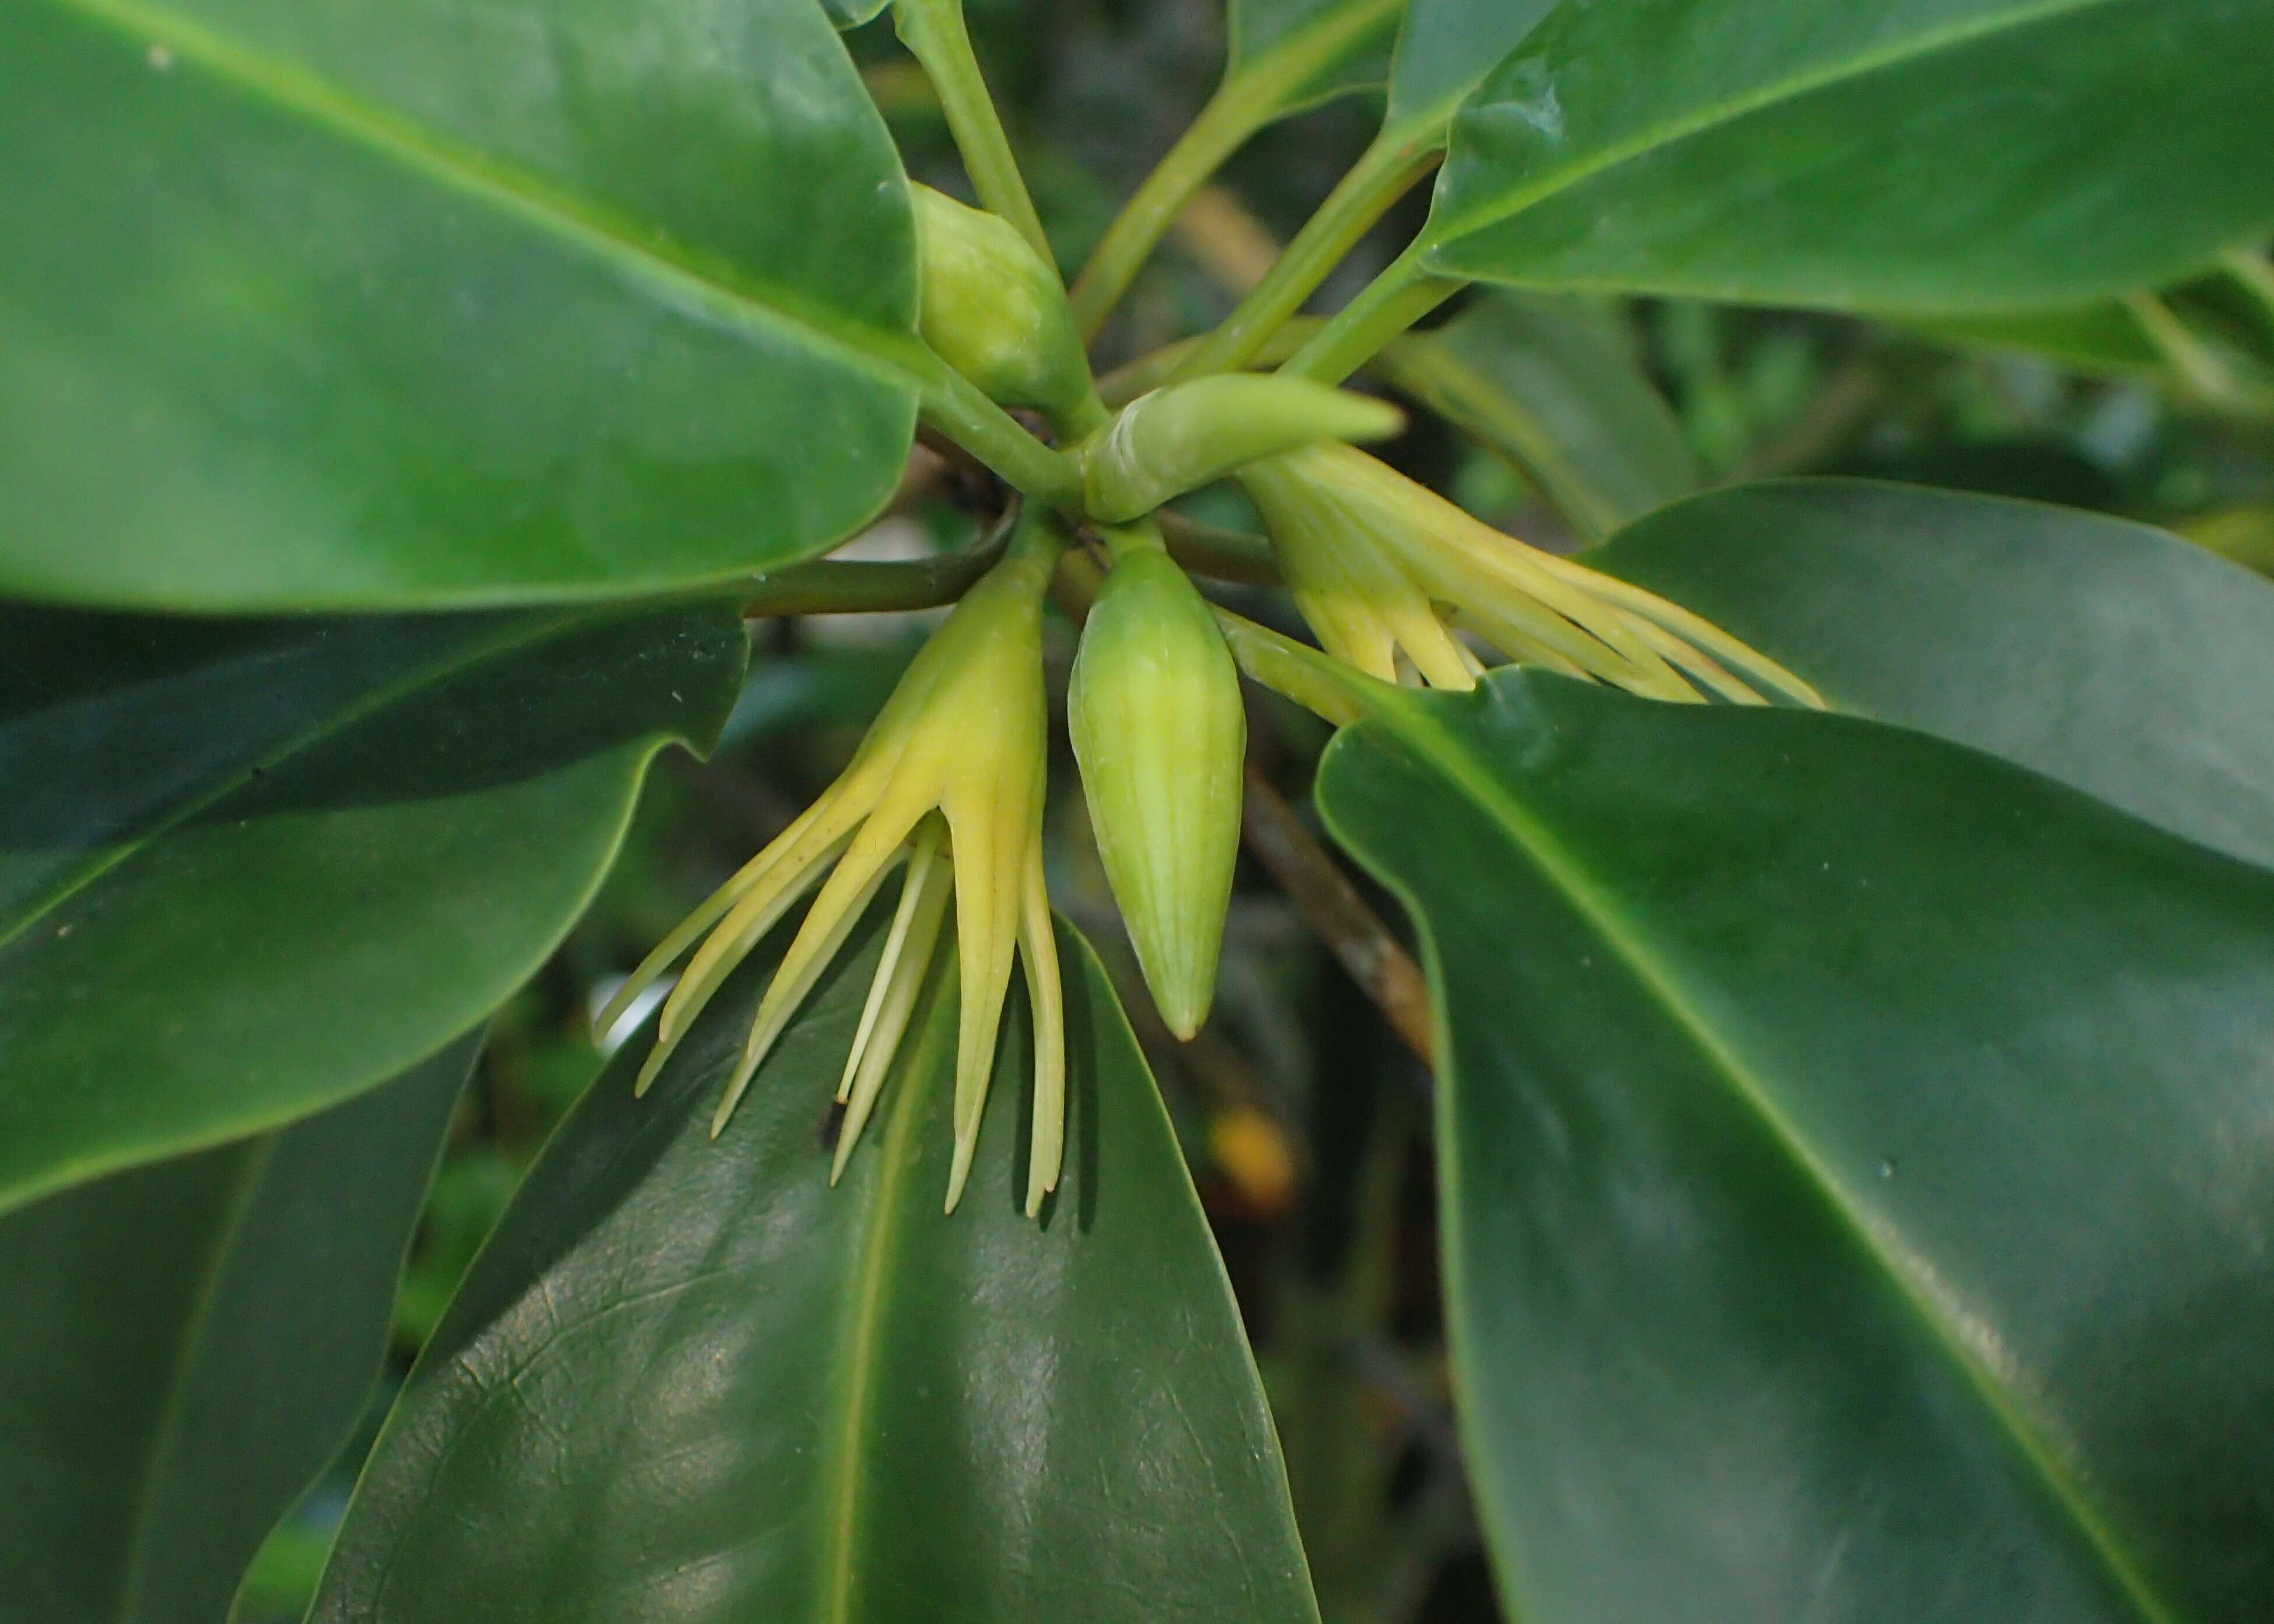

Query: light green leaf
[0,1036,474,1624]
[310,912,1320,1623]
[1423,0,2274,313]
[0,0,921,611]
[1318,670,2274,1624]
[821,0,890,26]
[1383,292,1697,539]
[0,601,745,1214]
[1587,480,2274,869]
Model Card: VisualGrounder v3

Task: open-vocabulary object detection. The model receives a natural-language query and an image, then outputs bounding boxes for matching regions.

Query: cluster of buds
[612,178,1814,1218]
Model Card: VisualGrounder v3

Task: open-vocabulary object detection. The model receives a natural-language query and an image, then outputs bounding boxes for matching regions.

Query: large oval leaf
[0,1035,473,1624]
[309,910,1319,1623]
[0,601,744,1213]
[1317,671,2274,1623]
[0,0,919,611]
[1587,480,2274,870]
[1423,0,2274,312]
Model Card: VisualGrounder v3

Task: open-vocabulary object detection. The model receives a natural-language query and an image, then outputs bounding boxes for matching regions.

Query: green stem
[1159,512,1281,586]
[743,531,1013,619]
[1067,0,1405,340]
[894,0,1053,270]
[1098,322,1322,406]
[1099,516,1170,565]
[2126,291,2260,413]
[2222,247,2274,334]
[1171,130,1442,383]
[911,351,1083,505]
[1211,608,1386,729]
[1069,90,1272,341]
[1281,248,1464,386]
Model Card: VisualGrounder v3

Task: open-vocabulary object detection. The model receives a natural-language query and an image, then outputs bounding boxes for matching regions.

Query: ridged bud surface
[1069,550,1247,1039]
[1082,376,1405,523]
[911,184,1090,422]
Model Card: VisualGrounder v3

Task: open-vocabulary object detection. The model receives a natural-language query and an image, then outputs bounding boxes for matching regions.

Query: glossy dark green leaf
[310,910,1318,1623]
[0,0,920,611]
[1383,292,1697,539]
[0,601,745,1214]
[0,1035,474,1624]
[1587,480,2274,869]
[1229,0,1405,117]
[1423,0,2274,313]
[1317,670,2274,1624]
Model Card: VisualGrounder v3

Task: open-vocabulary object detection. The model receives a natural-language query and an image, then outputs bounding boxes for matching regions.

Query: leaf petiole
[1067,0,1405,340]
[1279,248,1465,386]
[1171,129,1443,383]
[893,0,1054,269]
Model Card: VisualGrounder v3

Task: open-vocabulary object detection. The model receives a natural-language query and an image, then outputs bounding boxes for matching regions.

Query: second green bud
[1070,545,1247,1040]
[911,184,1094,427]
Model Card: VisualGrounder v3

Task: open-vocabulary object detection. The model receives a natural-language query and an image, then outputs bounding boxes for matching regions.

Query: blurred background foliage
[233,2,2274,1618]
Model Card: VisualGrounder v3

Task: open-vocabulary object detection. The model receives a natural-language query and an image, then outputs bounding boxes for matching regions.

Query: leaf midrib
[1426,0,2130,251]
[817,956,950,1622]
[1352,690,2181,1624]
[41,0,923,390]
[0,608,617,953]
[113,1136,276,1624]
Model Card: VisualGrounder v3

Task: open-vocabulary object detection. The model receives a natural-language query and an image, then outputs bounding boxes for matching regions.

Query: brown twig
[1240,765,1435,1066]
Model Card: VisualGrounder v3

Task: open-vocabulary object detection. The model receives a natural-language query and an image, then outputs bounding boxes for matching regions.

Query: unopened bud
[1069,547,1247,1039]
[911,184,1093,424]
[1082,376,1405,524]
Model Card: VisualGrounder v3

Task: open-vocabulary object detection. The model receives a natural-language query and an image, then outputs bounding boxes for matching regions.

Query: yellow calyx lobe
[1069,540,1247,1040]
[1239,444,1822,708]
[600,518,1067,1218]
[911,183,1097,428]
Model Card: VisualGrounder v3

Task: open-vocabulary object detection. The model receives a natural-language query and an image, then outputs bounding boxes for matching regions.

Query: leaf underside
[0,600,746,1214]
[0,1037,474,1624]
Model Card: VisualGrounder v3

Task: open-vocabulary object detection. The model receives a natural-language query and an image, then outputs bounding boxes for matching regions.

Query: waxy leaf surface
[1589,480,2274,870]
[0,601,744,1213]
[1424,0,2274,312]
[1319,671,2274,1624]
[0,0,919,610]
[310,914,1319,1623]
[0,1037,474,1624]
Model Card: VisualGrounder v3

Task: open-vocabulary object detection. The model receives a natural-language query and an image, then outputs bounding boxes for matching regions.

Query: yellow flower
[1240,444,1821,708]
[599,519,1066,1216]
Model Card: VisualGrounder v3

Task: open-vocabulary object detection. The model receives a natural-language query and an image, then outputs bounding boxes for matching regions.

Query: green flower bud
[911,184,1093,425]
[1081,374,1405,524]
[1069,545,1248,1039]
